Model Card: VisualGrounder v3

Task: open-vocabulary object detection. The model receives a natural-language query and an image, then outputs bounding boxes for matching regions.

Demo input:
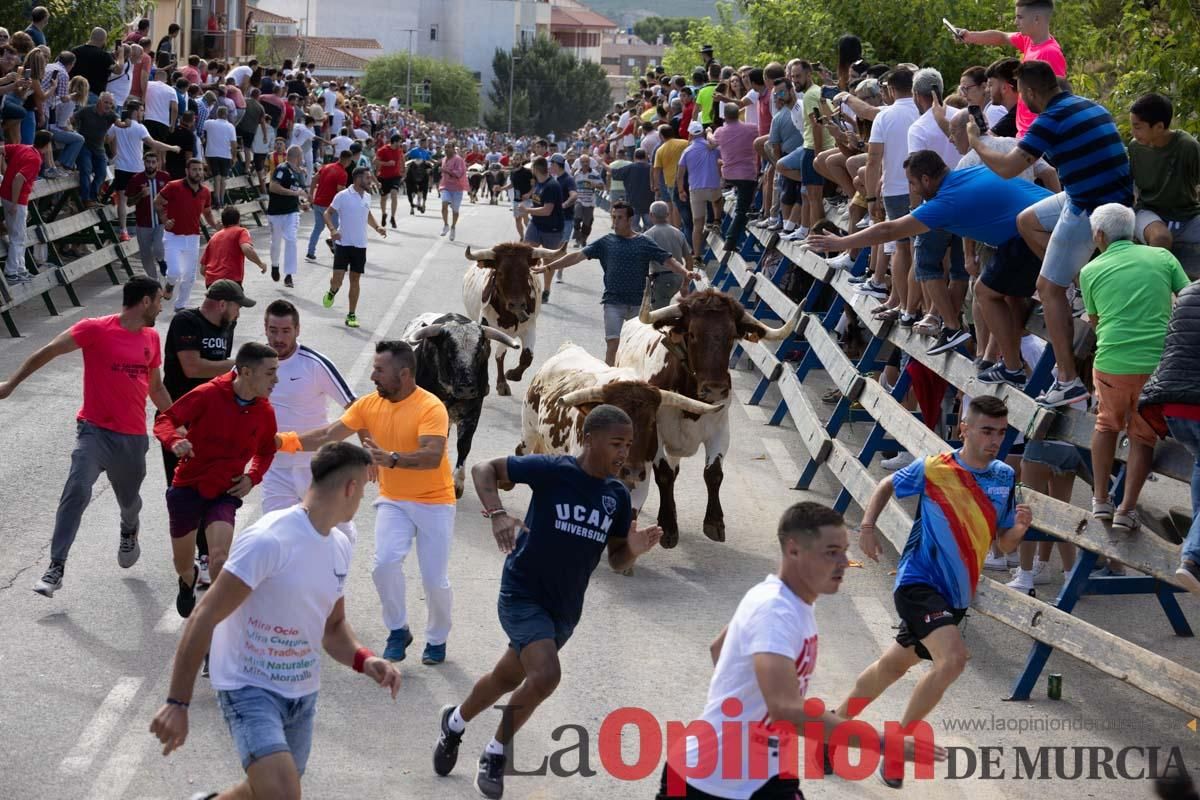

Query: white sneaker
[1006,571,1036,595]
[449,227,456,242]
[781,229,806,241]
[855,217,870,230]
[880,452,915,471]
[984,552,1020,570]
[827,252,854,270]
[1029,559,1054,585]
[440,224,449,237]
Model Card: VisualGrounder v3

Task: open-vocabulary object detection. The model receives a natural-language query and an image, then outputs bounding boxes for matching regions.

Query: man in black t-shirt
[70,28,124,102]
[164,112,197,180]
[161,280,253,587]
[266,146,308,287]
[504,154,534,238]
[432,406,661,800]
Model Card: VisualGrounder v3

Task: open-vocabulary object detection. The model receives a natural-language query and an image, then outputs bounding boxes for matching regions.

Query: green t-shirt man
[1080,239,1191,374]
[696,82,719,126]
[801,83,834,152]
[1129,129,1200,222]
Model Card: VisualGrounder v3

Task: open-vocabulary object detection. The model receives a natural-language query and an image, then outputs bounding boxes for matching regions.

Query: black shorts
[237,130,255,148]
[656,765,805,799]
[894,583,967,661]
[207,157,231,177]
[112,169,136,192]
[380,176,402,194]
[980,235,1041,298]
[780,174,801,206]
[333,244,366,274]
[252,153,267,172]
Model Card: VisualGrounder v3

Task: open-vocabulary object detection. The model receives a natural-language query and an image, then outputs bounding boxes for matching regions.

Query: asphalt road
[0,196,1196,800]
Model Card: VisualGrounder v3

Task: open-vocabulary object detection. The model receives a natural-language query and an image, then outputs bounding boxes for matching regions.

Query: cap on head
[687,120,704,136]
[206,279,256,307]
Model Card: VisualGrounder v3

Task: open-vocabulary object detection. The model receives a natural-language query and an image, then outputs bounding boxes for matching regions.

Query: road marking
[761,436,798,484]
[85,717,158,800]
[733,383,766,422]
[59,677,144,775]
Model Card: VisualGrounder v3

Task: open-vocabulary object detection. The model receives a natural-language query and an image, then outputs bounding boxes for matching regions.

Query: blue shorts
[440,189,463,212]
[913,227,967,282]
[217,686,318,774]
[524,225,563,248]
[801,148,824,187]
[883,194,912,242]
[1023,440,1084,475]
[778,147,806,172]
[498,591,575,654]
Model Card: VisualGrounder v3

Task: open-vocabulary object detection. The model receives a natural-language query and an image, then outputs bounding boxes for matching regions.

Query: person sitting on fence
[73,91,120,208]
[1128,92,1200,279]
[1081,203,1190,543]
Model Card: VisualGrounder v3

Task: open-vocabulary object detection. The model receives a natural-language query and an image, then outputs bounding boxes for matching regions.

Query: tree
[633,16,692,46]
[13,0,128,53]
[484,34,611,136]
[360,52,480,129]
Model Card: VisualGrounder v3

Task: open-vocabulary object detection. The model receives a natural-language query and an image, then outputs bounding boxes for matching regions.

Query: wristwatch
[389,451,399,468]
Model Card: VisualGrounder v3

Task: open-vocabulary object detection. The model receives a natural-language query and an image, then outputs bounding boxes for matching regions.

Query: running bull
[462,241,565,397]
[517,343,722,509]
[404,159,433,214]
[403,312,521,498]
[616,287,800,547]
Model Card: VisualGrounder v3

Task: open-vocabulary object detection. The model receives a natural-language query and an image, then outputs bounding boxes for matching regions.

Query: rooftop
[549,5,618,30]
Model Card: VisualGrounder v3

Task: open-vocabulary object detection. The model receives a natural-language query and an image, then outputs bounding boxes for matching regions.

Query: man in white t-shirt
[143,73,178,140]
[109,99,179,241]
[321,167,387,328]
[227,62,252,91]
[202,105,239,209]
[658,502,944,798]
[149,442,402,798]
[261,300,356,538]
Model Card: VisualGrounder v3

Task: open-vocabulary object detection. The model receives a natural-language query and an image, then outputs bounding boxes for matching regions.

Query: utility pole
[405,29,415,107]
[506,29,525,136]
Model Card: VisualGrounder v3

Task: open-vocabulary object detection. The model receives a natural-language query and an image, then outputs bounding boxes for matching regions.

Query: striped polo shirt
[1017,92,1133,212]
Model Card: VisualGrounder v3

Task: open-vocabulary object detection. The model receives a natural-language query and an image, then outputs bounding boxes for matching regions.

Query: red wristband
[353,647,374,673]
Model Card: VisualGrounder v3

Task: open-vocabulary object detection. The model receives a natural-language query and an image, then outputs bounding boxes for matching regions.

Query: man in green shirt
[1129,92,1200,277]
[695,63,721,128]
[1081,203,1190,537]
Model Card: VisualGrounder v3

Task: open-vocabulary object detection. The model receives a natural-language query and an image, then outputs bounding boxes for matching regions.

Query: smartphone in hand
[943,17,964,39]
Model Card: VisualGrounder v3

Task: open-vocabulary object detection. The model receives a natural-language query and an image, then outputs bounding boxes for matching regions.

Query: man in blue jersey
[966,59,1133,407]
[809,150,1053,385]
[836,396,1032,789]
[431,405,662,799]
[406,137,433,163]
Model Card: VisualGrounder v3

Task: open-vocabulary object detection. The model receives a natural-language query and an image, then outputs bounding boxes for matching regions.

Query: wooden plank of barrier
[41,207,116,244]
[776,367,834,470]
[749,267,797,321]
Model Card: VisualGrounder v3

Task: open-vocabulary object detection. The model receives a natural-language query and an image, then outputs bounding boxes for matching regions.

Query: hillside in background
[580,0,720,24]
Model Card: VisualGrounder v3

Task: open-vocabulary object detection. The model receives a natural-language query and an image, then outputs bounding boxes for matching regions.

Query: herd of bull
[403,242,799,548]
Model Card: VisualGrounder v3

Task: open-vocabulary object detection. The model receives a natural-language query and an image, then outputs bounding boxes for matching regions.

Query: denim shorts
[524,225,563,248]
[1031,192,1097,287]
[883,194,912,241]
[217,685,318,774]
[800,148,824,187]
[1023,439,1084,475]
[913,227,967,282]
[603,302,640,340]
[498,591,575,654]
[440,189,463,212]
[778,147,807,172]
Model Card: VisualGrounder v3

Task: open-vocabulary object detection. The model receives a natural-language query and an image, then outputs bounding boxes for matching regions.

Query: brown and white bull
[462,241,566,396]
[616,288,799,547]
[518,343,722,509]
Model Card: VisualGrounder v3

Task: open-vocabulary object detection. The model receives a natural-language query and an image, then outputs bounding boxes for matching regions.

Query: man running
[844,395,1032,788]
[276,340,456,665]
[156,158,219,311]
[432,405,662,800]
[261,299,356,539]
[126,150,172,278]
[375,133,404,228]
[0,277,170,597]
[658,502,944,798]
[439,142,467,242]
[154,340,278,620]
[306,149,353,262]
[503,152,533,239]
[321,166,387,329]
[266,144,308,288]
[149,442,403,799]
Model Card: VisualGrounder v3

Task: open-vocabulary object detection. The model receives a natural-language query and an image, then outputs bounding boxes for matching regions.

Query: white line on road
[733,383,766,423]
[85,716,160,800]
[59,677,144,775]
[761,436,798,484]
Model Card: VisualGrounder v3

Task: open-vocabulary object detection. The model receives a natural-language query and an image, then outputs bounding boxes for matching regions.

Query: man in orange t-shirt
[277,339,456,665]
[200,207,267,286]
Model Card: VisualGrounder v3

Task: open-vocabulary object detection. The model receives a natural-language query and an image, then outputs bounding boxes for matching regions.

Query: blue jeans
[1166,417,1200,565]
[913,226,968,282]
[671,187,693,246]
[217,685,318,774]
[52,128,84,170]
[19,108,34,145]
[77,147,107,202]
[306,205,337,256]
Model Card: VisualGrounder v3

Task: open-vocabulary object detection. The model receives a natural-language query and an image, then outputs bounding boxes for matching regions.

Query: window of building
[430,25,438,41]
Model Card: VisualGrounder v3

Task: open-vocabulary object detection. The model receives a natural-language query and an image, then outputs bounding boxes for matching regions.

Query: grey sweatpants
[51,421,149,563]
[135,225,165,278]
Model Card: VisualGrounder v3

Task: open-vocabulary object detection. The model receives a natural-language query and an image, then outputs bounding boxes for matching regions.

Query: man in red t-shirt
[155,339,278,618]
[1,133,52,283]
[154,158,218,311]
[306,151,353,260]
[126,150,172,278]
[374,133,404,229]
[201,207,268,286]
[0,276,171,597]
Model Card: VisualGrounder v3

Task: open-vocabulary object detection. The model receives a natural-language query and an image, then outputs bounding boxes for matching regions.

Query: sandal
[913,314,941,336]
[873,307,902,322]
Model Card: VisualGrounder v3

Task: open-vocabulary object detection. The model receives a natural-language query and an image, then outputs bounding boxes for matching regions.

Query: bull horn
[530,242,568,261]
[559,386,607,407]
[465,245,496,262]
[741,308,801,341]
[482,326,521,349]
[645,302,683,325]
[409,323,445,341]
[637,277,654,323]
[659,390,723,415]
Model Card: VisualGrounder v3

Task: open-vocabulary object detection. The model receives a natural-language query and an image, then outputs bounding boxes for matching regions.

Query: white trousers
[269,212,299,276]
[164,232,200,310]
[261,463,357,544]
[372,498,455,644]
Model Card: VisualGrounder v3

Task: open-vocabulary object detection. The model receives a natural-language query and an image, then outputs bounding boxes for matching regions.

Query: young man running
[844,395,1032,788]
[149,442,402,799]
[0,277,170,597]
[156,158,220,311]
[154,341,280,619]
[321,166,387,329]
[432,405,662,799]
[659,502,945,798]
[375,133,404,228]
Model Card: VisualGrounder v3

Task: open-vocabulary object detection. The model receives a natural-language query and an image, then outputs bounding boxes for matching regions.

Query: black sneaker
[927,326,972,356]
[433,704,464,776]
[879,758,903,789]
[976,362,1027,389]
[475,751,506,799]
[305,252,317,262]
[176,565,199,618]
[284,275,294,288]
[33,560,65,597]
[541,290,550,303]
[390,215,397,229]
[201,653,210,678]
[271,266,280,282]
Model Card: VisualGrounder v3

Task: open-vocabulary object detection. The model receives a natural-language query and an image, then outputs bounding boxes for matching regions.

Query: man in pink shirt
[0,277,172,598]
[712,102,760,251]
[439,141,468,242]
[956,0,1066,137]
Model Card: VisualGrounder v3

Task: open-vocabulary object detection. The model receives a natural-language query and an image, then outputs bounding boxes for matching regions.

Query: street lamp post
[506,52,518,135]
[405,29,415,107]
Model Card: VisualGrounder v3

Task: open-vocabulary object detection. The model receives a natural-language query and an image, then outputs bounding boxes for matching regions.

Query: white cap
[687,120,704,136]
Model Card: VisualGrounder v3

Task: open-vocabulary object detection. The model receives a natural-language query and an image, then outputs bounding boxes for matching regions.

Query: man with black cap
[699,44,715,69]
